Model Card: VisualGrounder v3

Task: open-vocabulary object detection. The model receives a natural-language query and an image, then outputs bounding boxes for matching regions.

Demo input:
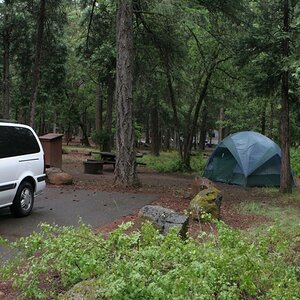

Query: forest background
[0,0,299,189]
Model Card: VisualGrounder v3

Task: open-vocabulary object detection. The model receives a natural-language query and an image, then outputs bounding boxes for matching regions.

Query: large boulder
[46,167,73,185]
[188,187,222,221]
[138,205,189,238]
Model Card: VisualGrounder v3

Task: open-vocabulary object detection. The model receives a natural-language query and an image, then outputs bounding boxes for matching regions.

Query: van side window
[0,126,40,159]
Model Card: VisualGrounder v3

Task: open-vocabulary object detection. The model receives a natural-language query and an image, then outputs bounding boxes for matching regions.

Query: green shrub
[191,153,207,174]
[138,152,184,172]
[139,152,206,173]
[1,221,299,299]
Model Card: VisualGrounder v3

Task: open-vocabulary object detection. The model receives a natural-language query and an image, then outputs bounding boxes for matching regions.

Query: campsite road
[0,187,158,262]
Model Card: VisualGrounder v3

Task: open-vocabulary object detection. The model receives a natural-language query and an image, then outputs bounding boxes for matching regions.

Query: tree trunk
[150,98,160,156]
[2,3,10,119]
[218,107,225,143]
[199,105,208,150]
[145,118,150,144]
[165,62,183,159]
[260,98,267,135]
[182,68,214,170]
[2,32,10,119]
[115,0,139,186]
[280,0,292,193]
[39,98,46,135]
[269,97,275,140]
[29,0,46,128]
[79,122,91,147]
[103,76,114,152]
[95,82,103,131]
[164,129,171,151]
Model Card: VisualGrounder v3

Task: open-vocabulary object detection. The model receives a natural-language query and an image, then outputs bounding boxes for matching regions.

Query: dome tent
[203,131,295,187]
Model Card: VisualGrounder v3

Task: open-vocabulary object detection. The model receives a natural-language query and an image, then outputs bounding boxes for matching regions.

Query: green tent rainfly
[204,131,295,187]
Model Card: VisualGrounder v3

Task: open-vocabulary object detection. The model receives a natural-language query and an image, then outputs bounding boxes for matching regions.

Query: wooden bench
[102,160,116,170]
[83,160,104,174]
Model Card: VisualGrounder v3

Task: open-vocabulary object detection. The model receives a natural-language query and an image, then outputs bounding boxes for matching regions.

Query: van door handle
[19,158,39,162]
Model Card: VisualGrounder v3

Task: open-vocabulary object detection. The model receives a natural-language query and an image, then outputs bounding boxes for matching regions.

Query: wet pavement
[0,187,158,262]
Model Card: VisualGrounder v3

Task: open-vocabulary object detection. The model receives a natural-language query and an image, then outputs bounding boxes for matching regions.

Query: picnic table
[99,152,117,162]
[83,152,115,174]
[89,151,145,169]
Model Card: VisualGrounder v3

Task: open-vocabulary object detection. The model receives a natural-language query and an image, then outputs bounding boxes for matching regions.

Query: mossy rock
[188,187,222,221]
[60,279,101,300]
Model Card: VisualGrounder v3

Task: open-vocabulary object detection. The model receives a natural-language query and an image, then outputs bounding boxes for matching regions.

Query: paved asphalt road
[0,187,158,262]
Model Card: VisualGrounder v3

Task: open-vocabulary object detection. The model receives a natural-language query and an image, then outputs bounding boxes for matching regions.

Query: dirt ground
[62,152,300,235]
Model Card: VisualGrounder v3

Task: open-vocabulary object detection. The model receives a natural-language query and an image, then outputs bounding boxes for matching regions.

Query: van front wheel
[10,181,34,217]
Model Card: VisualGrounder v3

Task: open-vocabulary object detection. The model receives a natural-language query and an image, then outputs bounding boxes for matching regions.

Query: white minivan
[0,121,46,217]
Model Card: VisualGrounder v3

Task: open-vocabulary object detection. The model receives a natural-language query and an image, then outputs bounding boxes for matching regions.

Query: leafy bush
[291,147,300,177]
[191,153,207,174]
[1,221,299,299]
[138,152,184,172]
[139,152,206,173]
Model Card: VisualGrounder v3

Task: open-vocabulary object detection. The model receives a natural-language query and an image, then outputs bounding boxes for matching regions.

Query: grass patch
[239,200,300,270]
[191,154,207,174]
[260,187,300,202]
[138,151,206,173]
[240,202,297,219]
[239,199,300,235]
[137,152,183,172]
[63,145,96,154]
[287,191,300,201]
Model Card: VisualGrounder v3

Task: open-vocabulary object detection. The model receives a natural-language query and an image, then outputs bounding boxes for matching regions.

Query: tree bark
[218,107,225,143]
[2,1,10,119]
[199,104,208,150]
[269,97,275,140]
[2,31,10,119]
[260,98,267,135]
[103,76,114,152]
[79,122,91,147]
[280,0,292,193]
[145,118,150,144]
[115,0,139,186]
[150,98,160,156]
[29,0,46,128]
[164,129,171,151]
[95,82,103,131]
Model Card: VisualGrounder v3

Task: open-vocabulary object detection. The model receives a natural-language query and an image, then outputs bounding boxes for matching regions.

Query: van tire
[10,181,34,217]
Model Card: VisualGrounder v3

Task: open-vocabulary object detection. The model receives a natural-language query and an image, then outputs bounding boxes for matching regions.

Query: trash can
[39,133,64,168]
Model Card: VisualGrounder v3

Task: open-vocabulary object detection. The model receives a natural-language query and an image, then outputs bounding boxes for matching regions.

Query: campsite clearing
[62,151,300,235]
